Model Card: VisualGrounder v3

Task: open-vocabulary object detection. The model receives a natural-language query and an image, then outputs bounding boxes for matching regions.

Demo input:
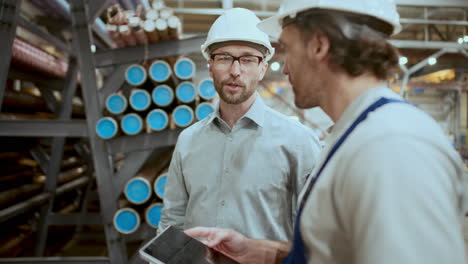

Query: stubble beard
[214,78,257,104]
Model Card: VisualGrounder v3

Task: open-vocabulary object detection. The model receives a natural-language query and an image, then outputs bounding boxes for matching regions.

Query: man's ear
[306,34,330,62]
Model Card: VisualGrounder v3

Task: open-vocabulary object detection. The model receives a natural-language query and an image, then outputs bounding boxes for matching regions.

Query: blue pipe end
[126,64,147,86]
[154,174,168,199]
[197,78,216,100]
[121,113,143,135]
[113,208,140,234]
[196,103,215,121]
[172,105,194,128]
[96,117,118,139]
[146,109,169,131]
[176,82,196,103]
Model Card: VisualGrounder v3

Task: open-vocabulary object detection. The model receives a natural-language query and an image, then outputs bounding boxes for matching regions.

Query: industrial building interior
[0,0,467,263]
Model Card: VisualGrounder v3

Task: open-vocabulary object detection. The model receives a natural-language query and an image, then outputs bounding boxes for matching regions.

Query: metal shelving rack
[0,0,205,263]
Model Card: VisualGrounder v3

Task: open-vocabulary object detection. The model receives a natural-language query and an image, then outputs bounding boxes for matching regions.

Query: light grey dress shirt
[159,94,322,241]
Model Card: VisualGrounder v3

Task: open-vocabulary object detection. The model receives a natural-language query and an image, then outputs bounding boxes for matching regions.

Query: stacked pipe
[7,35,84,119]
[1,83,85,119]
[105,1,182,48]
[1,89,85,118]
[11,38,68,78]
[0,151,88,210]
[96,59,216,139]
[0,150,91,257]
[0,149,91,257]
[29,0,114,49]
[113,149,173,234]
[97,3,216,139]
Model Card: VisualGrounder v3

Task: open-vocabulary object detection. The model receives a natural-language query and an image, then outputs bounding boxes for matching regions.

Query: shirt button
[221,201,225,206]
[224,168,229,173]
[227,136,232,141]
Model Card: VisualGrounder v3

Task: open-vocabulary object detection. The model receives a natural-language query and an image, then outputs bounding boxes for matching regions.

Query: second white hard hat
[201,8,275,62]
[258,0,402,39]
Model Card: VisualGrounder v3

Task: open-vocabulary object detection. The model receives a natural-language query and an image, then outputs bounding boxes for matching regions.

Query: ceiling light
[91,44,96,53]
[458,38,464,44]
[399,56,408,65]
[270,62,281,71]
[428,57,437,66]
[464,36,468,42]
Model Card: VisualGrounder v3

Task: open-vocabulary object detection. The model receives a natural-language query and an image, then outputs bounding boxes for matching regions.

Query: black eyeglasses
[210,53,264,69]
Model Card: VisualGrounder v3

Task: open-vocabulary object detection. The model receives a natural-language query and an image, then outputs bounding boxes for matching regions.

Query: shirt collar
[207,93,266,128]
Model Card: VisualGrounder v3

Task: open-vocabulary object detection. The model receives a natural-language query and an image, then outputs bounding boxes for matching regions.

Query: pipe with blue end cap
[113,207,141,234]
[145,202,164,229]
[124,177,152,205]
[173,57,196,80]
[95,117,119,139]
[197,78,217,101]
[154,173,168,199]
[148,60,173,83]
[105,93,128,115]
[175,81,197,106]
[120,113,144,136]
[125,64,147,87]
[196,102,215,121]
[129,89,152,112]
[172,105,195,128]
[152,84,176,110]
[146,109,169,132]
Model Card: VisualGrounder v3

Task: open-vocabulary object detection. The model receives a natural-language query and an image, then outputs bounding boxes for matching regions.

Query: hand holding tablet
[139,226,239,264]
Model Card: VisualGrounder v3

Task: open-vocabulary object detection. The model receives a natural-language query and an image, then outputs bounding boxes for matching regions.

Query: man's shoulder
[366,102,446,140]
[177,117,212,141]
[263,107,322,150]
[265,107,314,135]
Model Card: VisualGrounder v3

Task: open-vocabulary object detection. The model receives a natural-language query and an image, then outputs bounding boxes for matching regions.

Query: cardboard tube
[143,20,160,43]
[119,25,137,46]
[155,18,169,41]
[167,15,181,40]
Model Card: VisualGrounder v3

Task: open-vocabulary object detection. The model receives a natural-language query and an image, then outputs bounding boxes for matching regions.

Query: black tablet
[139,226,240,264]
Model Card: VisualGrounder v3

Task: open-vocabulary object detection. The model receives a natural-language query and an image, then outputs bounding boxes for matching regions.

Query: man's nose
[229,60,241,77]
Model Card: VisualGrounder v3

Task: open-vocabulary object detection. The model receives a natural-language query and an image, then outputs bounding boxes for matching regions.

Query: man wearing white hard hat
[159,7,322,241]
[185,0,468,263]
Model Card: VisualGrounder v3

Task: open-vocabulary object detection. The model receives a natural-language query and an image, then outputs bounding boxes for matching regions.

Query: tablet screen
[142,226,239,264]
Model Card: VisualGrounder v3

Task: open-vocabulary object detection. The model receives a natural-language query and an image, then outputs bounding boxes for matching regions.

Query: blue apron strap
[283,97,408,264]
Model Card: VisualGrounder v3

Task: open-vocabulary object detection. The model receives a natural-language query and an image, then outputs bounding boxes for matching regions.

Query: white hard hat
[201,8,275,62]
[258,0,401,39]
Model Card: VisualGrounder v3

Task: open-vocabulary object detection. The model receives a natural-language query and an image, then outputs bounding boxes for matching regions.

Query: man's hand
[185,227,250,262]
[185,227,292,264]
